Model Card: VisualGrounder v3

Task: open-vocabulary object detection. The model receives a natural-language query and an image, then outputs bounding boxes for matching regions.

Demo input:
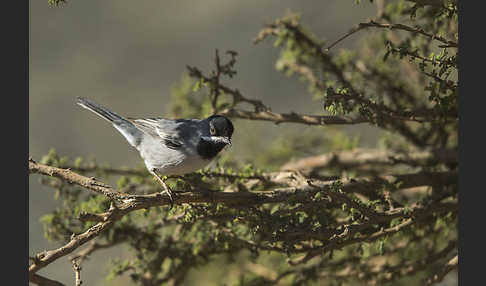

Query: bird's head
[201,115,234,146]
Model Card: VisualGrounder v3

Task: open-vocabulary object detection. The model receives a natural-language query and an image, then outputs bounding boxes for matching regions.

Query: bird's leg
[150,170,176,208]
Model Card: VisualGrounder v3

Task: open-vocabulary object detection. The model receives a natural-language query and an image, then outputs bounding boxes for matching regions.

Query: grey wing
[129,118,202,150]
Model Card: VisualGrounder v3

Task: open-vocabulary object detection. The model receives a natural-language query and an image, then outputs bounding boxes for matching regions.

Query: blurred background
[29,1,456,285]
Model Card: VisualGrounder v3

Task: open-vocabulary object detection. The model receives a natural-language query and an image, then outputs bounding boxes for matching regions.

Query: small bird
[76,97,234,205]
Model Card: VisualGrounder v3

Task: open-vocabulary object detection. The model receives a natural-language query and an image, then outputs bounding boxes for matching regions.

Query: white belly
[155,154,212,175]
[137,138,212,175]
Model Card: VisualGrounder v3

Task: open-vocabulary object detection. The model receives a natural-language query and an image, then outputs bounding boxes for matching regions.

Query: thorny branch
[290,201,457,265]
[406,0,452,8]
[69,239,121,266]
[62,148,457,180]
[284,238,457,285]
[326,20,458,51]
[280,148,457,171]
[188,66,453,126]
[29,273,66,286]
[29,157,457,283]
[186,16,456,129]
[72,260,82,286]
[187,64,269,113]
[423,254,458,285]
[30,158,457,207]
[222,109,369,125]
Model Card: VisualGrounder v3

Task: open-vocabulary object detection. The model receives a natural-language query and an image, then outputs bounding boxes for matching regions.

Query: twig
[211,49,222,114]
[29,273,66,286]
[29,158,121,200]
[221,108,368,125]
[72,260,82,286]
[406,0,449,8]
[29,219,116,276]
[376,240,457,284]
[325,23,370,51]
[423,254,458,285]
[327,20,458,51]
[280,148,458,171]
[187,65,269,112]
[69,239,119,265]
[293,205,453,266]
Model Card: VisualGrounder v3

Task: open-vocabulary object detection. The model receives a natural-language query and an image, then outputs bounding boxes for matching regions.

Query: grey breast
[128,118,207,172]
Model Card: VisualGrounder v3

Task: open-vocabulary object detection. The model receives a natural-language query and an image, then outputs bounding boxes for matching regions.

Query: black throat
[196,138,227,160]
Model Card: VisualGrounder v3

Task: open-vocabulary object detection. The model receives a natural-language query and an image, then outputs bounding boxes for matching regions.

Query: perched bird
[76,97,234,205]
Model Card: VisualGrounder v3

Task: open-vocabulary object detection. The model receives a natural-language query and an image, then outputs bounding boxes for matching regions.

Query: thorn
[109,201,117,211]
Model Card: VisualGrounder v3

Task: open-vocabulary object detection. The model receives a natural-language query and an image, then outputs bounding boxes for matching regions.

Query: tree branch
[424,254,458,285]
[292,201,457,265]
[29,158,457,277]
[72,261,82,286]
[326,20,458,51]
[281,148,458,171]
[29,158,121,200]
[30,158,457,205]
[406,0,449,8]
[221,108,368,125]
[29,273,66,286]
[29,219,116,275]
[69,239,120,265]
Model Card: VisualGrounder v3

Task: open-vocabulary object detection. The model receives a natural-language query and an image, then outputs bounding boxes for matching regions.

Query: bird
[76,97,234,206]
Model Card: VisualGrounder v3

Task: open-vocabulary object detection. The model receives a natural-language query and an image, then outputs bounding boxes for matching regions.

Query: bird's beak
[201,136,232,146]
[220,137,231,146]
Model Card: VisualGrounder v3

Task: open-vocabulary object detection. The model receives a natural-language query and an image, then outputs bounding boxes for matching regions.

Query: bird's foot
[160,183,177,210]
[151,171,178,210]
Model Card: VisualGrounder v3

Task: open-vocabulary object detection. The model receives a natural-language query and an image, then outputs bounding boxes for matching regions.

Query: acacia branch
[187,65,269,113]
[29,273,66,286]
[30,159,457,206]
[70,239,120,265]
[293,201,457,265]
[29,158,121,200]
[241,20,454,127]
[62,163,324,191]
[281,148,458,171]
[424,254,458,285]
[29,218,117,276]
[29,158,457,278]
[406,0,449,8]
[283,236,456,285]
[252,14,458,147]
[72,261,82,286]
[387,47,453,68]
[190,31,453,130]
[222,107,452,126]
[221,108,368,125]
[376,240,457,284]
[328,238,456,284]
[326,20,457,51]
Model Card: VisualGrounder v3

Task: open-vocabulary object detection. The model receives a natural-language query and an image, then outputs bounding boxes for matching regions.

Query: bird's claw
[161,185,177,210]
[151,171,178,210]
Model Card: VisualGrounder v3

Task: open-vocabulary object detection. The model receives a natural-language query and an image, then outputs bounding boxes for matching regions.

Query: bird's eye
[210,126,216,135]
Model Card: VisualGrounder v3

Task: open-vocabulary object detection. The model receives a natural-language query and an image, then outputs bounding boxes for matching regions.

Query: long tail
[76,97,126,123]
[76,97,142,147]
